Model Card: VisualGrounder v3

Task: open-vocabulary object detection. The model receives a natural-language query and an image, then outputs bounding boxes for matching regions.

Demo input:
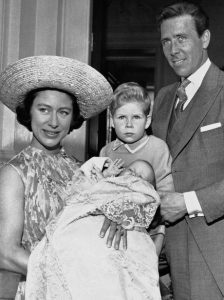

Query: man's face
[160,15,210,78]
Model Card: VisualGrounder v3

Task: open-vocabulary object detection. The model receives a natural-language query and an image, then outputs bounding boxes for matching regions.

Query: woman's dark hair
[16,87,84,132]
[157,1,209,37]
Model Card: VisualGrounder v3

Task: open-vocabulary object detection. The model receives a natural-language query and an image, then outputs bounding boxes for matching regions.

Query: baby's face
[120,166,137,177]
[121,163,154,183]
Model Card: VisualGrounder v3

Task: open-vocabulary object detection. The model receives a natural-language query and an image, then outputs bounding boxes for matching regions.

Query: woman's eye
[60,111,70,116]
[133,115,141,119]
[39,107,48,113]
[118,116,125,120]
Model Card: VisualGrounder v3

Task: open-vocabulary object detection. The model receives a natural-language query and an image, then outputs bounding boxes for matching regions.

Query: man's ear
[145,115,151,129]
[201,29,210,49]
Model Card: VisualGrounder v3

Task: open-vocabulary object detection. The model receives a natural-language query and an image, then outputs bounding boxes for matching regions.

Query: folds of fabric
[25,172,161,299]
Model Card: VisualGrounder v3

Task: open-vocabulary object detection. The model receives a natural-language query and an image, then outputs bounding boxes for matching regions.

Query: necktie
[175,78,191,118]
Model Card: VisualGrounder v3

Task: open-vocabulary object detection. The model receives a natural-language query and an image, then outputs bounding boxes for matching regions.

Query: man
[152,2,224,299]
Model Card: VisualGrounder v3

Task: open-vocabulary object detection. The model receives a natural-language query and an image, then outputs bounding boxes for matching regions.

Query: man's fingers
[100,217,112,238]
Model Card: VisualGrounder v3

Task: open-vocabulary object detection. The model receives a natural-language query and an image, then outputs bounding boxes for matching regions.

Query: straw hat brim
[0,55,113,119]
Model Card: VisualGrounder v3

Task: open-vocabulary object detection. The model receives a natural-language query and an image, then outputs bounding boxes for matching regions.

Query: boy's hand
[103,159,124,177]
[100,217,127,250]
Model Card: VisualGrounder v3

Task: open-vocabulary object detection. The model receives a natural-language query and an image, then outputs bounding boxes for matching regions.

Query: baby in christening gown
[25,158,162,300]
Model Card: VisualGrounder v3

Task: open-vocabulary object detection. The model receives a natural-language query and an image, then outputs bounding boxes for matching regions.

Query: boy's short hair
[110,82,152,116]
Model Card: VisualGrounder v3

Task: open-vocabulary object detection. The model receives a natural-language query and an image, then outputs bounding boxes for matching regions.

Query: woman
[0,55,112,299]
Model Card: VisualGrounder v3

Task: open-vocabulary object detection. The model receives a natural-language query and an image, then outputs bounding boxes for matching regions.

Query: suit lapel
[154,83,178,140]
[170,64,223,161]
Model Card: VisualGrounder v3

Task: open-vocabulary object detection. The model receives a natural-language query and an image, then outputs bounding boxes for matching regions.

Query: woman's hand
[99,217,127,250]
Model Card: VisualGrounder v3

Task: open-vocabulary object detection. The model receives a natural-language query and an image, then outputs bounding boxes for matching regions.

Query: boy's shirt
[100,135,174,192]
[112,135,150,154]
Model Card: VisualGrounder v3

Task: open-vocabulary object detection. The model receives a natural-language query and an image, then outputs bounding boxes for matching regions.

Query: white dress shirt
[180,58,211,217]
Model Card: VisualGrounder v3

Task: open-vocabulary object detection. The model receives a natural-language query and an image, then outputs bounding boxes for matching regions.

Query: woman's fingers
[106,221,118,248]
[100,218,127,250]
[113,225,127,250]
[122,229,127,250]
[100,217,112,238]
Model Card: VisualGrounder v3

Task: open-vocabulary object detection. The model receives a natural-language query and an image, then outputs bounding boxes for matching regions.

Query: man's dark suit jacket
[152,63,224,300]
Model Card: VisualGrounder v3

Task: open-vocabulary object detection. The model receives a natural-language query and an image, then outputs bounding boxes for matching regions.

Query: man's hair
[16,87,84,132]
[109,82,152,116]
[157,1,209,37]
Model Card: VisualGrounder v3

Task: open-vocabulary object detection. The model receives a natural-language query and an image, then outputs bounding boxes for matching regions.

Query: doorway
[88,0,176,157]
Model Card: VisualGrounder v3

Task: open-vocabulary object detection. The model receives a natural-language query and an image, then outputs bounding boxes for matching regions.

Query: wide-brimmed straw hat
[0,55,113,119]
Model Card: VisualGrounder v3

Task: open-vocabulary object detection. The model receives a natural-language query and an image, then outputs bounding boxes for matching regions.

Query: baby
[26,158,162,300]
[77,157,159,229]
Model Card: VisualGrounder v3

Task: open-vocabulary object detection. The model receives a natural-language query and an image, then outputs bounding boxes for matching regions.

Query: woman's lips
[43,130,60,137]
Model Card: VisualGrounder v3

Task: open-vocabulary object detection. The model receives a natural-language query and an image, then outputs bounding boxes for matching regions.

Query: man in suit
[152,2,224,299]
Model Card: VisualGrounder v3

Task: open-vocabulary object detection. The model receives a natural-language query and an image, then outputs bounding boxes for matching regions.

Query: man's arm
[184,191,204,217]
[159,179,224,225]
[159,191,203,223]
[196,179,224,223]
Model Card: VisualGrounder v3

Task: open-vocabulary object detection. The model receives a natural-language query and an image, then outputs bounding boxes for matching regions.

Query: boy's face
[111,102,151,144]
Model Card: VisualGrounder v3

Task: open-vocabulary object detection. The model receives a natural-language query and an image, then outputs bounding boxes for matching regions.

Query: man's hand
[100,217,127,250]
[158,191,187,224]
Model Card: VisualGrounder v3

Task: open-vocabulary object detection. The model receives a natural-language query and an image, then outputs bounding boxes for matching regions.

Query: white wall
[0,0,92,162]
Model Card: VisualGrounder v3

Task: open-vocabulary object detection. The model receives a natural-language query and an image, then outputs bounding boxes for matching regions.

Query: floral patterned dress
[6,146,80,299]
